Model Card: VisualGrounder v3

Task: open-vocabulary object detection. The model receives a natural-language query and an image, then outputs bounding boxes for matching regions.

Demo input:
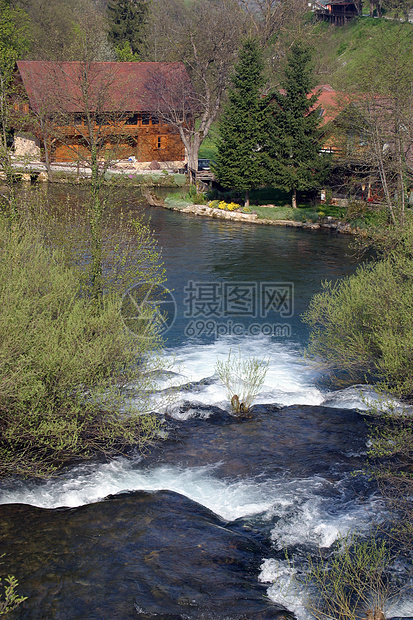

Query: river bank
[8,161,359,234]
[161,201,360,235]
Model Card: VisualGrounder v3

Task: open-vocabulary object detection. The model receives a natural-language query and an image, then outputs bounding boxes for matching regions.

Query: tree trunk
[292,188,297,209]
[244,189,250,208]
[179,128,202,185]
[43,135,53,181]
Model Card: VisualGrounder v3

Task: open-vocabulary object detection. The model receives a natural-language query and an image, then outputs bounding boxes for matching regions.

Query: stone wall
[14,133,41,159]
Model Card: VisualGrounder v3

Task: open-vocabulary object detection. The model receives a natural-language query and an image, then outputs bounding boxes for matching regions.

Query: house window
[141,113,150,125]
[126,113,138,125]
[152,115,159,125]
[157,136,166,149]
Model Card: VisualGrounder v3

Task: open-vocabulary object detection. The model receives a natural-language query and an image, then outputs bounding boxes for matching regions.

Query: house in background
[14,61,192,169]
[314,84,347,154]
[311,0,362,24]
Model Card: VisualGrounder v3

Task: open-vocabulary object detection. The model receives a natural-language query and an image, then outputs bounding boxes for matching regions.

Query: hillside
[311,16,413,87]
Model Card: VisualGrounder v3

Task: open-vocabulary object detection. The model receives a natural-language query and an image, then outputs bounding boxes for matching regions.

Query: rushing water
[1,190,412,619]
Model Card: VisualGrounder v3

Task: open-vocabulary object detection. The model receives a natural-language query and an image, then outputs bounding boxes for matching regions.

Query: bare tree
[238,0,306,44]
[335,24,413,228]
[146,0,248,175]
[51,61,133,301]
[16,61,133,301]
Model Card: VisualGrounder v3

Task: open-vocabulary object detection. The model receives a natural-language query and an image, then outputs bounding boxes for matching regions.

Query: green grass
[312,16,413,87]
[198,124,218,160]
[252,205,296,220]
[252,205,320,222]
[164,196,193,209]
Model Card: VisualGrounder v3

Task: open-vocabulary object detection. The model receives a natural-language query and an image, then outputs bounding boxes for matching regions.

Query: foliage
[115,40,140,62]
[0,571,27,616]
[0,209,164,478]
[0,0,31,211]
[107,0,149,57]
[164,185,206,208]
[186,183,207,204]
[215,349,269,414]
[214,39,268,207]
[299,533,400,620]
[264,41,330,208]
[20,0,113,61]
[0,0,31,84]
[365,397,413,547]
[304,244,413,397]
[22,188,165,301]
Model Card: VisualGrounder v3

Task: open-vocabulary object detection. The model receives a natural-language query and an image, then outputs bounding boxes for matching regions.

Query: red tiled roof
[311,84,349,124]
[16,61,192,113]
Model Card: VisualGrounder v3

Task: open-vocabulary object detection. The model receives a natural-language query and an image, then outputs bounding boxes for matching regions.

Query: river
[0,188,412,619]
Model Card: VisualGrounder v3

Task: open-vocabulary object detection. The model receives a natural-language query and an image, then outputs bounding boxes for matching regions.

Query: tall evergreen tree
[107,0,149,59]
[214,38,267,208]
[265,41,328,208]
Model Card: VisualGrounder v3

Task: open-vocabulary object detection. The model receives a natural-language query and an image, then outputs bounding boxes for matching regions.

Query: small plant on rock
[215,349,269,414]
[298,532,403,620]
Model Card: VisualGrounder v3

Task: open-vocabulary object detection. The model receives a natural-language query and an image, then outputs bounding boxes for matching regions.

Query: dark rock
[0,491,293,620]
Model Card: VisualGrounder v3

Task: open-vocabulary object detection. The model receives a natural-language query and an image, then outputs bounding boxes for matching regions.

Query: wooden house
[311,0,362,24]
[14,61,192,169]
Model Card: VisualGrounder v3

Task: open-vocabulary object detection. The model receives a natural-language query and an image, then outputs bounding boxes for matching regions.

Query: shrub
[299,533,399,620]
[304,250,413,396]
[0,216,163,477]
[215,350,268,414]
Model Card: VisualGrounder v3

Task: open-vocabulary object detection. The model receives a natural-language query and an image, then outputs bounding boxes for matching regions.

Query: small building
[14,61,192,169]
[311,0,362,24]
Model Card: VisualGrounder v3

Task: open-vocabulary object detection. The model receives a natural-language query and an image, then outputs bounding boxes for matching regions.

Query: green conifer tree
[107,0,149,59]
[214,38,268,208]
[265,41,329,208]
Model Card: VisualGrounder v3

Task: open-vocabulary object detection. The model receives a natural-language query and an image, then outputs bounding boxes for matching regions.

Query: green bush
[304,251,413,396]
[0,217,162,477]
[300,533,398,620]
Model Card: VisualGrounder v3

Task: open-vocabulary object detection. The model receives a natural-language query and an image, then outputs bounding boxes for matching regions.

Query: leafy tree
[0,0,30,85]
[107,0,149,59]
[214,38,268,207]
[20,0,113,61]
[0,0,30,212]
[34,61,135,302]
[265,41,329,208]
[304,244,413,396]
